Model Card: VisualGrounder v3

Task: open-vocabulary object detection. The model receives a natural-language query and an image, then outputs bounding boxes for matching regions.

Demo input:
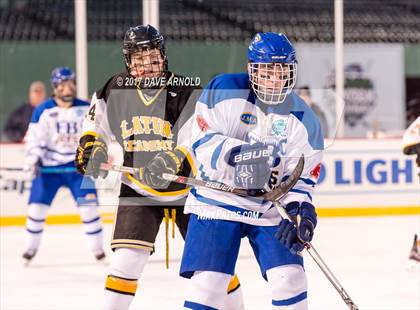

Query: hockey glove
[275,201,317,254]
[75,133,108,178]
[226,143,276,194]
[143,150,183,189]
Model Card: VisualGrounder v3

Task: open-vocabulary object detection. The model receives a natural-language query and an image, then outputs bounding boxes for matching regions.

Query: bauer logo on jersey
[240,113,257,125]
[271,118,288,137]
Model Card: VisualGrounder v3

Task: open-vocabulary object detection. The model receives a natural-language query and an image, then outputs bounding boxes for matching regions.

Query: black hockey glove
[275,201,317,254]
[75,133,108,179]
[226,143,277,196]
[143,150,184,189]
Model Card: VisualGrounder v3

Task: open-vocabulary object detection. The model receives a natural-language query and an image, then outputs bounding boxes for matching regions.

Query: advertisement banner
[0,140,418,225]
[295,43,405,138]
[315,139,419,215]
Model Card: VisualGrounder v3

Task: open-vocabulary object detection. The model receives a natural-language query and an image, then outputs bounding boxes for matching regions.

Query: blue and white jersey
[182,73,324,226]
[25,98,90,167]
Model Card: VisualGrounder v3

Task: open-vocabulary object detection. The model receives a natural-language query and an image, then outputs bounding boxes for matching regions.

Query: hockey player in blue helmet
[51,66,77,103]
[248,32,297,104]
[143,32,323,308]
[22,66,106,264]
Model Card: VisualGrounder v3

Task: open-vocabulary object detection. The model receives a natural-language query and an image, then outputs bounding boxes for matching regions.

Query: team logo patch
[310,163,322,179]
[240,113,257,125]
[196,115,209,132]
[271,119,288,137]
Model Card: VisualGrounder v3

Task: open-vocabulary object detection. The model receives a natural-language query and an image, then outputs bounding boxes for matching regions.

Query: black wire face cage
[123,47,167,81]
[123,41,168,78]
[248,62,297,104]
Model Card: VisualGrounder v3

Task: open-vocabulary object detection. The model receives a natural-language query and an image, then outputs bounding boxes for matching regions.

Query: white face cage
[248,62,297,105]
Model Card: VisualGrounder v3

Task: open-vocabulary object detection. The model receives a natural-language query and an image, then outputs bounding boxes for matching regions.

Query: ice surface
[1,216,419,309]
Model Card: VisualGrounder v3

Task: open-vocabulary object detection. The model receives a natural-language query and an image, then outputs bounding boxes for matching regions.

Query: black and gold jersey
[83,71,201,201]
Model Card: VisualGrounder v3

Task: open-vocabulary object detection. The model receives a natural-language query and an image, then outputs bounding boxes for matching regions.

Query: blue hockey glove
[225,143,273,191]
[275,201,317,254]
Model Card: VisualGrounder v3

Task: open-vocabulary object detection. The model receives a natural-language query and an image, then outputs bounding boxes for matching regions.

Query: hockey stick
[101,157,358,308]
[274,201,359,310]
[99,154,304,201]
[0,167,77,173]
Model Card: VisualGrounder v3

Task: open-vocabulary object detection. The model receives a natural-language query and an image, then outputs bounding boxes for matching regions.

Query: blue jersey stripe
[272,291,307,306]
[184,301,218,310]
[82,217,100,224]
[199,73,254,109]
[28,216,45,223]
[211,138,227,169]
[192,133,220,153]
[30,98,89,123]
[26,228,43,234]
[86,228,103,235]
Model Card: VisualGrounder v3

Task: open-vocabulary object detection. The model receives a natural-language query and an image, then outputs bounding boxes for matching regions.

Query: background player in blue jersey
[144,32,324,309]
[22,67,106,264]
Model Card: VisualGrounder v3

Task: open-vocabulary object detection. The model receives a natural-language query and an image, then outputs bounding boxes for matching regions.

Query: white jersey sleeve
[278,110,324,207]
[186,97,247,181]
[82,92,114,144]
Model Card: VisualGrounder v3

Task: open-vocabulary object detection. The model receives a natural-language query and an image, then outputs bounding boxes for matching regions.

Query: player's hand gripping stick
[99,154,304,201]
[273,200,359,310]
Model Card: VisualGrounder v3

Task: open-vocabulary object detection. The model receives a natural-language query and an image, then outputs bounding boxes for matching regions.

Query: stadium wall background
[0,42,419,131]
[0,139,419,226]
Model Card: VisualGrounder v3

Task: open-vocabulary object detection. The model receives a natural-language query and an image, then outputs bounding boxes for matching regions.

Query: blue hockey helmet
[248,32,297,64]
[51,67,76,88]
[248,33,297,104]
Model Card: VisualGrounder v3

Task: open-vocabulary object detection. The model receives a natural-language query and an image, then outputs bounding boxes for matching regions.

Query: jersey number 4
[87,104,96,121]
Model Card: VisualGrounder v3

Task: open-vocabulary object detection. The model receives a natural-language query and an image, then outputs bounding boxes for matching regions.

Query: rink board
[0,139,418,226]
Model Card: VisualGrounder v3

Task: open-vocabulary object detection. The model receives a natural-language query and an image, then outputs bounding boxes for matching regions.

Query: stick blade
[264,154,305,201]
